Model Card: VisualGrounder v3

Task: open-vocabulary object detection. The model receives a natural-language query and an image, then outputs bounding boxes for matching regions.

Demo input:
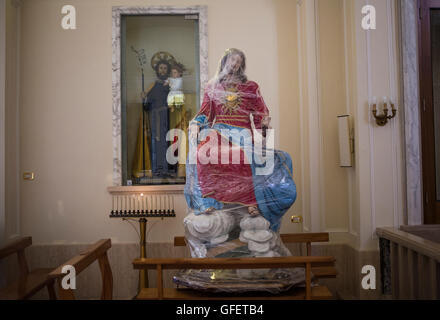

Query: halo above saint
[150,51,176,70]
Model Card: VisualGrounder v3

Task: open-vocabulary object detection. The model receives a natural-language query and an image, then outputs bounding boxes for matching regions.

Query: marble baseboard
[1,242,382,300]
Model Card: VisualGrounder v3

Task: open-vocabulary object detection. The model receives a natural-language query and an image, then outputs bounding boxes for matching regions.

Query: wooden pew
[133,256,335,300]
[174,233,338,279]
[133,233,337,300]
[48,239,113,300]
[0,236,56,300]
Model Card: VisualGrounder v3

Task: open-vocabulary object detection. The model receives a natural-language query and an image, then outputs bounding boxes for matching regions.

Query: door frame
[399,0,423,225]
[0,0,6,246]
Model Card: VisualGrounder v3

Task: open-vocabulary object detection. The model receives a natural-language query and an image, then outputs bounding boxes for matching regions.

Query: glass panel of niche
[121,14,200,186]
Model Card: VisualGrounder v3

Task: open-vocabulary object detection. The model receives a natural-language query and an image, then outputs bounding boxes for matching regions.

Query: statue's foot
[248,206,260,216]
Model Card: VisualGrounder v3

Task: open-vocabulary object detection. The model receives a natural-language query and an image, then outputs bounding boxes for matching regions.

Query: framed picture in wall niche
[112,6,208,186]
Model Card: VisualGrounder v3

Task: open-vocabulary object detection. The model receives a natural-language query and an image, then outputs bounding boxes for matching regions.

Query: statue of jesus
[185,48,297,233]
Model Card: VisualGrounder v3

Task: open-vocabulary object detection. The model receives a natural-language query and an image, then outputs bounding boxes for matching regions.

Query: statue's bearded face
[156,63,169,80]
[225,54,243,75]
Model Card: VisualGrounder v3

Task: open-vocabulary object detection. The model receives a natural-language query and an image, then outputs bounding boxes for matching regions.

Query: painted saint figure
[133,52,190,181]
[140,52,175,176]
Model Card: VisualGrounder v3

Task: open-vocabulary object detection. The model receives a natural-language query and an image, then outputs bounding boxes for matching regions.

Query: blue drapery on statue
[184,121,297,232]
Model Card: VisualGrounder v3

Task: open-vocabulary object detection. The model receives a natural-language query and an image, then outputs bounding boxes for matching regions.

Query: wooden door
[420,0,440,223]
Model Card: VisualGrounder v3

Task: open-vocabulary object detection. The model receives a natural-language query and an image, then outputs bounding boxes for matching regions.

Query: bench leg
[47,281,57,300]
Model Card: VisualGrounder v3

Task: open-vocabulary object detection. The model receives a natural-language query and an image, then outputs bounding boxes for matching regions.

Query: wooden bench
[48,239,113,300]
[175,233,338,279]
[133,233,337,300]
[0,236,56,300]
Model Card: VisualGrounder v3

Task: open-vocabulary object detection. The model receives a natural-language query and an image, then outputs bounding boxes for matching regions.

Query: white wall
[297,0,405,251]
[352,0,405,250]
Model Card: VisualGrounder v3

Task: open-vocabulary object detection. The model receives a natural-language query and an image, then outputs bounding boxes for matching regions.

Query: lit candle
[383,96,388,108]
[372,96,377,112]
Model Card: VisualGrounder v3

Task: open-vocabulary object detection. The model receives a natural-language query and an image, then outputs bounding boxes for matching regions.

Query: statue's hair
[171,62,186,75]
[216,48,247,84]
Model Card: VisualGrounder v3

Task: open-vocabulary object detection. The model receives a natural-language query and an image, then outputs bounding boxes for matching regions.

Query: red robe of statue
[194,80,269,206]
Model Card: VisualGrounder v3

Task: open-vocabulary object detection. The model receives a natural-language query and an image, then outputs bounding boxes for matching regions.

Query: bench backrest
[133,255,335,300]
[174,233,330,256]
[0,237,33,279]
[48,239,113,300]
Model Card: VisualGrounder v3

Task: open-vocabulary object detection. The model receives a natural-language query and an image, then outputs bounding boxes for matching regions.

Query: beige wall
[296,0,404,251]
[11,0,404,252]
[1,0,405,300]
[274,0,303,235]
[295,0,352,237]
[317,0,350,232]
[17,0,304,244]
[5,0,20,241]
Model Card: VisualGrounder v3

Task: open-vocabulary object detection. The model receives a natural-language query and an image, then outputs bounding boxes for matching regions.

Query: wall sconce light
[371,96,397,127]
[337,115,354,167]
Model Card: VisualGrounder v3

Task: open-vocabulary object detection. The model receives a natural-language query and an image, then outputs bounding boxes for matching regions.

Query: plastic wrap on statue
[173,48,305,293]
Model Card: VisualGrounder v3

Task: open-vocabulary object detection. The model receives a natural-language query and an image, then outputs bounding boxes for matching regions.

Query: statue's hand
[262,116,271,128]
[141,91,147,100]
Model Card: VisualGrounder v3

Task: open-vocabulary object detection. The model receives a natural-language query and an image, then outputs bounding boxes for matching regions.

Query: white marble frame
[111,6,208,186]
[399,0,423,225]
